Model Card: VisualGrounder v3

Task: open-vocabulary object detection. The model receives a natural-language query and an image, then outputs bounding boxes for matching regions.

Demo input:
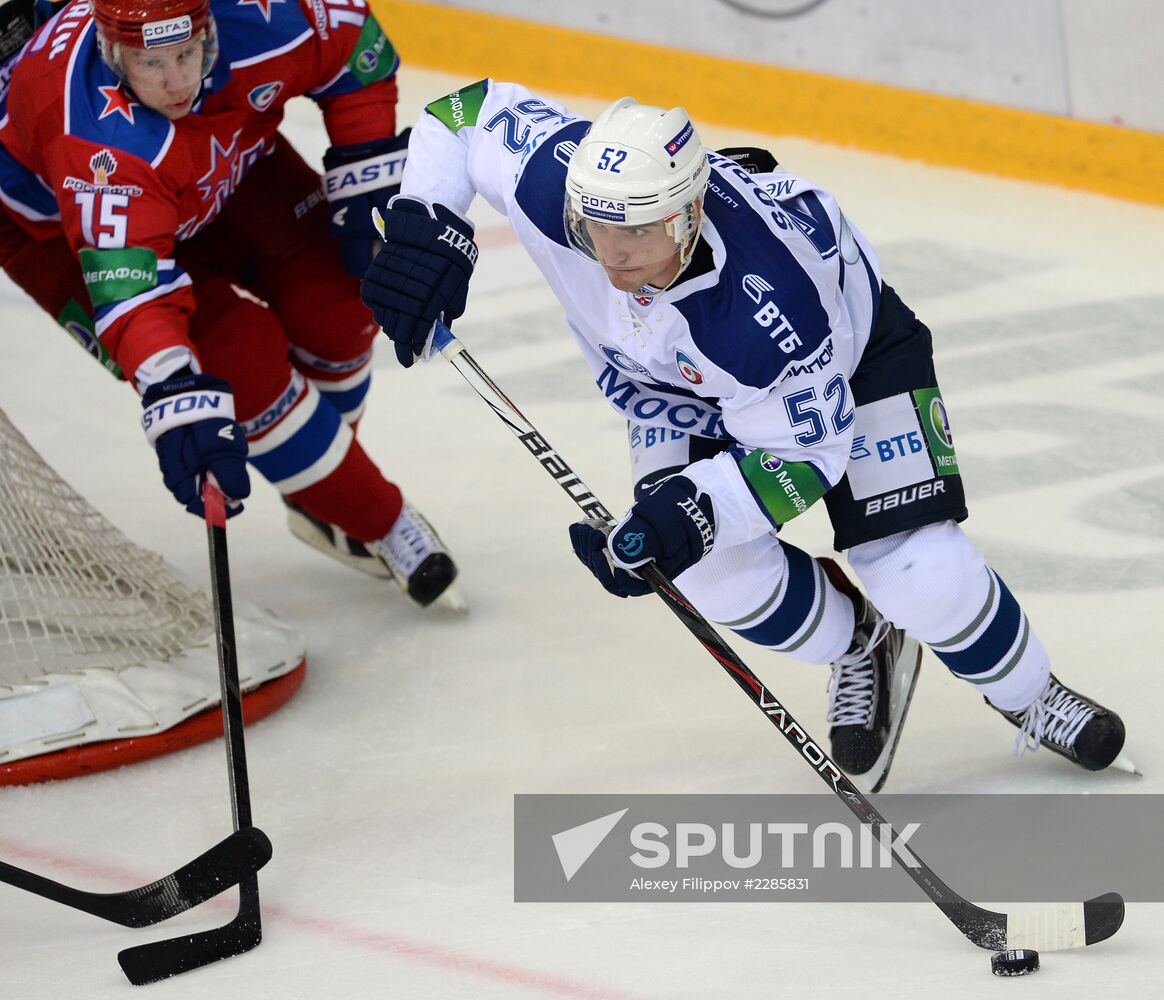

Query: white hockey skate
[285,499,465,610]
[822,559,922,793]
[988,673,1138,774]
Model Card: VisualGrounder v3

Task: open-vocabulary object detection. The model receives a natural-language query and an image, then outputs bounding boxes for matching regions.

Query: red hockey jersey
[0,0,398,376]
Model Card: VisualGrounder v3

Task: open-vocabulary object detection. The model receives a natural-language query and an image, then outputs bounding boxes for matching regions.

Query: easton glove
[322,129,410,277]
[141,373,250,518]
[361,195,477,367]
[569,476,716,598]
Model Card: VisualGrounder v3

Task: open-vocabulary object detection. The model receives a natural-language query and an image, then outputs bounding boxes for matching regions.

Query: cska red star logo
[197,129,242,209]
[97,84,138,124]
[237,0,285,22]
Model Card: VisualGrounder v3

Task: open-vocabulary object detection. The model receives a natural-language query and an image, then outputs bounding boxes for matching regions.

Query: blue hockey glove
[322,129,410,278]
[569,519,652,598]
[570,476,716,598]
[141,373,250,518]
[361,195,478,368]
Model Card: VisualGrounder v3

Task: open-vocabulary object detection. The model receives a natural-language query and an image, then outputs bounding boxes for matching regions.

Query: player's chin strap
[426,318,1127,957]
[658,197,705,292]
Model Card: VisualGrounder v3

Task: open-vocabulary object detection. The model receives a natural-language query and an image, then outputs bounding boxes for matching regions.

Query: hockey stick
[117,482,264,984]
[432,321,1124,953]
[0,826,270,928]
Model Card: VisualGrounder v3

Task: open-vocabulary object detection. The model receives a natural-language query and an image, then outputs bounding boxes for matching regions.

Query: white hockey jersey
[401,80,883,550]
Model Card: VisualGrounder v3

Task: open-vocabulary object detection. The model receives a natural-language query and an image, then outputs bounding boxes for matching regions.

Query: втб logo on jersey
[247,82,284,112]
[601,345,652,378]
[741,274,773,304]
[742,274,801,353]
[675,351,704,385]
[554,140,579,167]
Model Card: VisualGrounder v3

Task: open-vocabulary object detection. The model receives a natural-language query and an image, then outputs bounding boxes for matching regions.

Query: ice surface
[1,68,1161,998]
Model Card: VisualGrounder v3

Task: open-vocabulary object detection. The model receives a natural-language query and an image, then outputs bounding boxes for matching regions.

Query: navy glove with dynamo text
[322,129,410,277]
[569,476,716,598]
[141,373,250,518]
[360,195,478,367]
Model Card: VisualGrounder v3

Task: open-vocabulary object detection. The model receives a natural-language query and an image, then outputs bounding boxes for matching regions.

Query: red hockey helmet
[91,0,212,49]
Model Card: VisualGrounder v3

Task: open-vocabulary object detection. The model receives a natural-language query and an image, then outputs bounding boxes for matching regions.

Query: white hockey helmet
[565,97,711,275]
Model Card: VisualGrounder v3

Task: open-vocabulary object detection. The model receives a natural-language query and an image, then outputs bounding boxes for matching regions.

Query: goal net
[0,405,305,785]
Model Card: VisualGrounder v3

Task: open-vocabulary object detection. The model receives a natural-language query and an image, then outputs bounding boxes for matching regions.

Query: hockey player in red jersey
[0,0,459,607]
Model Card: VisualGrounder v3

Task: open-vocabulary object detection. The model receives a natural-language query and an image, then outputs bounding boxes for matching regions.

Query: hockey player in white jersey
[359,79,1131,786]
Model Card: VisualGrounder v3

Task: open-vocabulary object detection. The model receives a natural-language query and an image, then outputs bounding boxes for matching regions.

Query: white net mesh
[0,405,305,766]
[0,406,213,682]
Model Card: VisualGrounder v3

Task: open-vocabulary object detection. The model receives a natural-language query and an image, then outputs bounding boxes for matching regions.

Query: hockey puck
[991,949,1040,976]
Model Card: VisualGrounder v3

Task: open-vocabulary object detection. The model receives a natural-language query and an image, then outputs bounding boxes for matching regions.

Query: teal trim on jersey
[738,450,829,525]
[425,80,489,133]
[79,246,158,307]
[56,298,123,379]
[346,15,398,86]
[913,387,959,476]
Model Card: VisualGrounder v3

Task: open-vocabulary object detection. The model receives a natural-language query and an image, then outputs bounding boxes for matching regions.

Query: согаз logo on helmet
[580,194,627,222]
[141,15,193,47]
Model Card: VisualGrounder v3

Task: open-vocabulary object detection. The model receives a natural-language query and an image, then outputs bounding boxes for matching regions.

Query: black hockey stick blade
[0,826,271,928]
[118,874,261,985]
[1084,892,1125,945]
[941,891,1126,952]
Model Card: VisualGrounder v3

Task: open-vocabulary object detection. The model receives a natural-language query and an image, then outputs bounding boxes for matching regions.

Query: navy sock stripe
[735,545,820,650]
[932,572,1024,676]
[782,560,829,652]
[953,616,1030,686]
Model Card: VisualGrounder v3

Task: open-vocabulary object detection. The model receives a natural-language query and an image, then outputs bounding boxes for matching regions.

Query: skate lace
[826,617,890,727]
[377,506,443,579]
[1012,680,1095,757]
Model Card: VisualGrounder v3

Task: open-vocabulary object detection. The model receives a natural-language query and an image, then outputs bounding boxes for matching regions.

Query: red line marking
[0,840,650,999]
